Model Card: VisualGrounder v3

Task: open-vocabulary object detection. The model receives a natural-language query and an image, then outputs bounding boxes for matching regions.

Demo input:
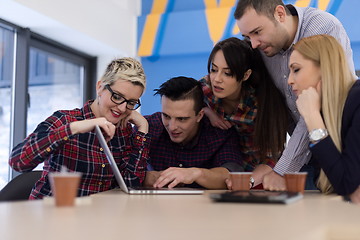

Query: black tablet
[210,190,303,204]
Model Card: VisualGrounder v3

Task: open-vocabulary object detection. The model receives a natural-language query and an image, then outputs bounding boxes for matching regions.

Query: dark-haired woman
[200,37,288,188]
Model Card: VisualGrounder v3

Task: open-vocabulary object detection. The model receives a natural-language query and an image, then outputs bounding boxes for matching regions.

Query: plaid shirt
[9,100,149,199]
[200,77,276,171]
[145,112,243,172]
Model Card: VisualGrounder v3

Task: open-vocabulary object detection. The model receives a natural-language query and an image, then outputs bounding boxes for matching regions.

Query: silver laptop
[95,125,204,195]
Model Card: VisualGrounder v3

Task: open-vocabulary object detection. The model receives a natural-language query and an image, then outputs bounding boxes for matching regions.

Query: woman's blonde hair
[293,34,356,194]
[100,57,146,90]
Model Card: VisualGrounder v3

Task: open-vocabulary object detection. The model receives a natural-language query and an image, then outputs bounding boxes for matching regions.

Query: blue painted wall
[138,0,359,115]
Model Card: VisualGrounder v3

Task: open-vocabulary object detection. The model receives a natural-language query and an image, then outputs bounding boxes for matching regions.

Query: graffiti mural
[137,0,358,115]
[138,0,346,57]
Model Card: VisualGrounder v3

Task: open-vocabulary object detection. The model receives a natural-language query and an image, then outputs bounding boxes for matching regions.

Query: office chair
[0,171,42,201]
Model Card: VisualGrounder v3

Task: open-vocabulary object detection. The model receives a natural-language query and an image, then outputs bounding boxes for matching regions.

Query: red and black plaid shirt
[200,76,276,171]
[145,113,243,174]
[9,100,149,199]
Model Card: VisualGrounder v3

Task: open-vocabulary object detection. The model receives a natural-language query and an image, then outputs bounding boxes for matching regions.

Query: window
[0,20,96,189]
[0,23,15,189]
[27,47,83,135]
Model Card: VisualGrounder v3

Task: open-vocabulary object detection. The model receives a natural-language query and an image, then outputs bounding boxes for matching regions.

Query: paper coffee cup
[284,172,307,194]
[49,171,82,207]
[230,172,252,191]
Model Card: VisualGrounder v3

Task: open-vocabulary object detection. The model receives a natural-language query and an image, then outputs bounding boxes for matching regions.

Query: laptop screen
[94,125,130,193]
[95,125,204,195]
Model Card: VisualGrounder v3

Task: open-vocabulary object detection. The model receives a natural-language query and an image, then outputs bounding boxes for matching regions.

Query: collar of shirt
[82,100,96,119]
[214,84,257,123]
[291,5,304,48]
[279,5,303,54]
[200,76,257,125]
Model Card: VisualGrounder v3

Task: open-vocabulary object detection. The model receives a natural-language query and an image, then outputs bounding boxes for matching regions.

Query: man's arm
[190,167,229,189]
[264,118,311,190]
[153,167,229,189]
[252,164,273,186]
[226,164,273,190]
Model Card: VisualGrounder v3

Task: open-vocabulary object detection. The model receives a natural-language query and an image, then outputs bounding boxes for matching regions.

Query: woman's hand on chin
[350,186,360,204]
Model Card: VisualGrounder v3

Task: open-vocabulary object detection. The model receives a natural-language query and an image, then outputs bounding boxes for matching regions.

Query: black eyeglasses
[104,84,141,110]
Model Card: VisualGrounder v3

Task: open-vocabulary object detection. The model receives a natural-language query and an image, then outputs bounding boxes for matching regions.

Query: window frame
[0,18,97,180]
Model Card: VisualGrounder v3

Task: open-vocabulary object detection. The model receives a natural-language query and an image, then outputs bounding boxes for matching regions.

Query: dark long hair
[208,37,288,160]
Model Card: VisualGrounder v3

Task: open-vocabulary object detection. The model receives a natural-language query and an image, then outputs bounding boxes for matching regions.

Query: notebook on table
[95,125,204,195]
[209,190,303,204]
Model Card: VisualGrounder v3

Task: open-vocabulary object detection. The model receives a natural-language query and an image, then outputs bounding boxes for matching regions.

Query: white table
[0,189,360,240]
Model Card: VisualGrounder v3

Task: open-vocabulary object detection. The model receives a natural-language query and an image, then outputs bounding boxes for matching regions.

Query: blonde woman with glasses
[288,34,360,203]
[9,57,150,199]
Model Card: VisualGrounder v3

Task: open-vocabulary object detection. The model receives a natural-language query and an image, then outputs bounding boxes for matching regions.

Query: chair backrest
[0,171,42,201]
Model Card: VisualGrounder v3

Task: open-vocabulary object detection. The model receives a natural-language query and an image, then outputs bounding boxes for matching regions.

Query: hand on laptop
[144,171,162,187]
[153,167,201,188]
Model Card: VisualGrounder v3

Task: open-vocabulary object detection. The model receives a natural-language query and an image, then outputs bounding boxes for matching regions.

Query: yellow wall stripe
[295,0,330,12]
[204,0,235,45]
[204,0,217,9]
[138,14,162,56]
[205,7,233,45]
[138,0,168,56]
[219,0,236,8]
[294,0,311,8]
[232,23,239,35]
[318,0,331,11]
[151,0,168,14]
[204,0,236,8]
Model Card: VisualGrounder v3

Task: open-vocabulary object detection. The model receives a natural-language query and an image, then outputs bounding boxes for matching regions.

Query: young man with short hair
[144,76,243,189]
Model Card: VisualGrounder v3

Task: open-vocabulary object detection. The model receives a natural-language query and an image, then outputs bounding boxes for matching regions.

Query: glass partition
[27,47,83,135]
[0,25,15,189]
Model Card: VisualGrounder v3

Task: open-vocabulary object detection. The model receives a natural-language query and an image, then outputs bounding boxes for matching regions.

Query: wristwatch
[309,128,328,143]
[249,177,255,189]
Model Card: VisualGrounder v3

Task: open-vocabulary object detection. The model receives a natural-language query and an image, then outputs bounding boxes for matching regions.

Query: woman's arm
[9,112,74,172]
[9,111,116,172]
[116,111,150,187]
[203,107,233,130]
